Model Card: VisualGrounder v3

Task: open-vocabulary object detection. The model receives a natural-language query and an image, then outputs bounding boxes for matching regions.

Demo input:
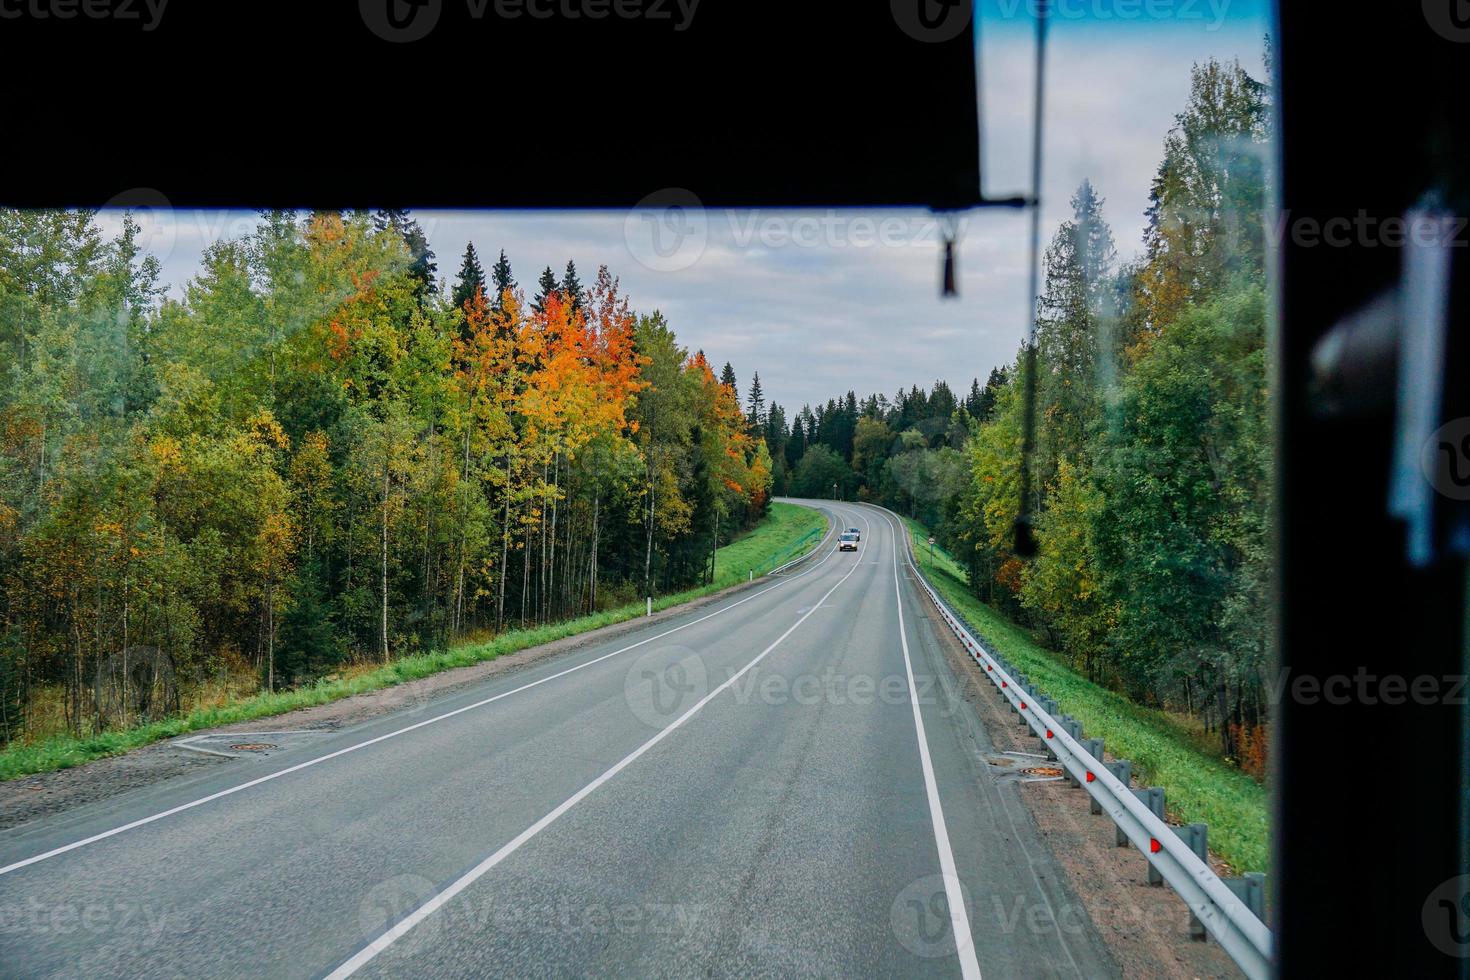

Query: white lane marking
[881,508,983,980]
[326,537,867,978]
[0,515,844,879]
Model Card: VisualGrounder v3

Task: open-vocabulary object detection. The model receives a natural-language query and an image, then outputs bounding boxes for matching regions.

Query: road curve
[0,500,1116,979]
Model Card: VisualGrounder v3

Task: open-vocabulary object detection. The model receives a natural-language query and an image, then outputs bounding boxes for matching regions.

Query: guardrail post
[1075,737,1104,789]
[1100,759,1130,815]
[1064,723,1081,786]
[1040,702,1060,758]
[1058,717,1081,770]
[903,517,1275,977]
[1175,823,1209,938]
[1223,872,1267,924]
[1130,787,1166,883]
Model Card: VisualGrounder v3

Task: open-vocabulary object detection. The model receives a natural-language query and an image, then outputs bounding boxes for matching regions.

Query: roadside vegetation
[760,57,1273,776]
[902,517,1268,874]
[0,502,825,780]
[0,211,791,750]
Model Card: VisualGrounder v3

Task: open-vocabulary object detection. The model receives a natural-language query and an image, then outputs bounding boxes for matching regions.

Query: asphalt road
[0,500,1116,979]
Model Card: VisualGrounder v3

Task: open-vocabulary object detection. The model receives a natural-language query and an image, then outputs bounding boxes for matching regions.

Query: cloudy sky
[113,4,1271,413]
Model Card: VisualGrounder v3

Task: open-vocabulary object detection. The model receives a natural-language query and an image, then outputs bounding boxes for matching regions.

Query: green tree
[746,372,765,428]
[533,265,559,313]
[561,260,584,313]
[451,243,486,313]
[373,209,437,301]
[1021,459,1111,679]
[1092,286,1268,751]
[790,444,852,499]
[1034,179,1116,492]
[490,249,516,311]
[1137,58,1269,335]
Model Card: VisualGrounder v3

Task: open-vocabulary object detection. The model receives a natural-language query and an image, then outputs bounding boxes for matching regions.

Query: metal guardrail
[884,507,1274,980]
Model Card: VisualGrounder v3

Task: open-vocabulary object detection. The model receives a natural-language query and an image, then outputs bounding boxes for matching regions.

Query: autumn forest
[0,211,775,742]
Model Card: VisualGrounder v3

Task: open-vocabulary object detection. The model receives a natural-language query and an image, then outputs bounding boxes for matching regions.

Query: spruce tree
[533,265,559,313]
[1033,179,1117,484]
[561,260,584,313]
[720,362,737,394]
[451,243,486,312]
[491,249,516,310]
[746,372,765,428]
[374,209,437,300]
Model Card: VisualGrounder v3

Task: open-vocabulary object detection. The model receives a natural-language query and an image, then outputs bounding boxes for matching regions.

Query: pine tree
[533,265,559,313]
[720,362,737,395]
[974,367,1008,421]
[451,243,486,312]
[491,249,516,311]
[374,209,437,300]
[561,260,584,313]
[746,372,765,428]
[1070,179,1118,312]
[764,403,787,462]
[1034,179,1117,481]
[966,378,985,417]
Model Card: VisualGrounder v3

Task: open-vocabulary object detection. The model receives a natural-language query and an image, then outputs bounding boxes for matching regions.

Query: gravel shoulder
[921,587,1248,980]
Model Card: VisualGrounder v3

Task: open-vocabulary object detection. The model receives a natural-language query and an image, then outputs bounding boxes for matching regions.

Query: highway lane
[0,500,1116,978]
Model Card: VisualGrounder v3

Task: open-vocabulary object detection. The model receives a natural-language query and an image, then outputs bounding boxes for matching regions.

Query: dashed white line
[325,532,868,978]
[0,509,844,879]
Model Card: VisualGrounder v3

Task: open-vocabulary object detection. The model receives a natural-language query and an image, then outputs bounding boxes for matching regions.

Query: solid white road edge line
[882,508,983,980]
[0,509,844,879]
[325,530,868,978]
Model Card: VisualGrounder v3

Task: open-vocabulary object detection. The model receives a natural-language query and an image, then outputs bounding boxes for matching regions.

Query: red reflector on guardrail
[1150,838,1161,853]
[1019,702,1026,710]
[1086,772,1095,783]
[1045,729,1053,738]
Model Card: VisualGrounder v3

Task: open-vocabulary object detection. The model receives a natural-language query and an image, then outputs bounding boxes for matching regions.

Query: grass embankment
[0,502,828,782]
[898,516,1269,874]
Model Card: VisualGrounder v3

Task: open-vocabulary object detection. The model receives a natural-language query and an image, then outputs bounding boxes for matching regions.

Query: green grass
[0,502,828,782]
[712,500,828,583]
[899,515,1269,874]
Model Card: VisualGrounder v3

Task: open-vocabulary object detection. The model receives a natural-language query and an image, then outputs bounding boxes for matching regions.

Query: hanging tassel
[939,213,959,298]
[942,236,958,297]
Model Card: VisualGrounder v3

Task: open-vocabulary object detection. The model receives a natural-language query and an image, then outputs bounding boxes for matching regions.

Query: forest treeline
[0,212,775,741]
[1,56,1271,773]
[754,58,1271,768]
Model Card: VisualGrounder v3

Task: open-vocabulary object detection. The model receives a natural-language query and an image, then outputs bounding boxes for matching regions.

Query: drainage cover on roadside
[1020,765,1064,779]
[176,730,330,759]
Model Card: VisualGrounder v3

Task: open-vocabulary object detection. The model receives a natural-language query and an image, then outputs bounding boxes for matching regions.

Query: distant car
[846,527,861,540]
[839,532,859,552]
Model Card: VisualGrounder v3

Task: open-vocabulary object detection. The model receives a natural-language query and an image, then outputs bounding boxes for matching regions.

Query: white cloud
[115,19,1270,415]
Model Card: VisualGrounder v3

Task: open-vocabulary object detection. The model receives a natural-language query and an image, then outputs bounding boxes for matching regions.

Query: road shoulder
[0,568,807,833]
[918,587,1247,980]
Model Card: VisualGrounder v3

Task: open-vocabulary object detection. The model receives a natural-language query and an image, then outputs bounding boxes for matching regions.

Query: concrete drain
[229,743,277,752]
